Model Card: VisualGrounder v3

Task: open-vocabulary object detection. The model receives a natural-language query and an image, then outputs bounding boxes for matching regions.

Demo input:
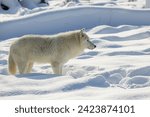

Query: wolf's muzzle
[87,40,96,50]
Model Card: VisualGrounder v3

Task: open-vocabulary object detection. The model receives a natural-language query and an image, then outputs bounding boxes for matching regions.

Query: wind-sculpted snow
[1,6,150,40]
[0,25,150,99]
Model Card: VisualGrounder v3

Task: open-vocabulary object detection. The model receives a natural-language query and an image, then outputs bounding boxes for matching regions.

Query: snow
[146,0,150,8]
[1,6,150,40]
[0,0,150,99]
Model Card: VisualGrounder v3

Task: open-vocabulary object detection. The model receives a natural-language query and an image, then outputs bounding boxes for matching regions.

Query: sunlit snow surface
[0,0,150,99]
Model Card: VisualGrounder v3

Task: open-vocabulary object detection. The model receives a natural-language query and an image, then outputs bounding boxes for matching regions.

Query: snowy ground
[0,0,145,22]
[0,0,150,99]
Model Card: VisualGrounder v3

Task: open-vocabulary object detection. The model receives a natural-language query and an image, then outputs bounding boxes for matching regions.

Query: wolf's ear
[80,28,85,37]
[80,28,85,32]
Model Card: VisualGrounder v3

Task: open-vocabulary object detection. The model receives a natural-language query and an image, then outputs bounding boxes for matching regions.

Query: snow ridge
[1,6,150,40]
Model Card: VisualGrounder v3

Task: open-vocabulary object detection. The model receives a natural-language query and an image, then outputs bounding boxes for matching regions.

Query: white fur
[8,29,96,75]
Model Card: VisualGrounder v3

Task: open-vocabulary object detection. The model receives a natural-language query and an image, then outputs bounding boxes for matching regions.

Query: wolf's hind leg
[17,61,28,74]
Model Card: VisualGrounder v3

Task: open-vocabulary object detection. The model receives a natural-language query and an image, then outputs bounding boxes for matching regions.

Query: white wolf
[8,29,96,75]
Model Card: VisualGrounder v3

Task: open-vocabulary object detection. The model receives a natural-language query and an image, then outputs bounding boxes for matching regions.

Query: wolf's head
[79,29,96,50]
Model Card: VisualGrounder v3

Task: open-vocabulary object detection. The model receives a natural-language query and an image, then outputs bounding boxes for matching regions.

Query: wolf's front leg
[26,62,34,73]
[51,62,63,75]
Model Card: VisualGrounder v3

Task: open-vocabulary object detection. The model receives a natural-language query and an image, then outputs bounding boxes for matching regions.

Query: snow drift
[1,6,150,40]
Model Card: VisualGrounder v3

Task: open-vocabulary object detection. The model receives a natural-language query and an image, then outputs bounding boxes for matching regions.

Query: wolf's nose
[94,45,96,48]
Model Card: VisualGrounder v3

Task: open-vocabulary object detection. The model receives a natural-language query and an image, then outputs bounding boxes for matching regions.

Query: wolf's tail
[8,53,16,74]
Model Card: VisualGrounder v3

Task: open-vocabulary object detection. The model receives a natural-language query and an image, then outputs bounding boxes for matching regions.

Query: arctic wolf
[8,29,96,75]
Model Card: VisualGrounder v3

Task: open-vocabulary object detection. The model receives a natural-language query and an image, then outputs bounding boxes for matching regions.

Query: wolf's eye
[81,34,85,38]
[87,39,90,42]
